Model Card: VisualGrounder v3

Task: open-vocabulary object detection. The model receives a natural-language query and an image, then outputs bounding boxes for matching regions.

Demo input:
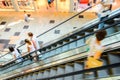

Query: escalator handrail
[41,10,120,49]
[2,21,120,68]
[2,30,120,79]
[3,11,119,66]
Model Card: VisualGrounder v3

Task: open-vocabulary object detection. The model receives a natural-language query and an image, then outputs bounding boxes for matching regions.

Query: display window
[77,0,89,12]
[0,0,13,9]
[79,0,89,4]
[17,0,34,10]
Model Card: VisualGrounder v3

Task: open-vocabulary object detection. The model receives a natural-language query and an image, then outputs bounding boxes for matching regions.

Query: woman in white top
[24,39,38,61]
[25,39,35,52]
[28,32,40,50]
[28,32,42,56]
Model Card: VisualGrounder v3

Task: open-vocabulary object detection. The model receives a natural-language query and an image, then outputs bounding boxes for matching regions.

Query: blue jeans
[97,14,105,29]
[16,56,24,63]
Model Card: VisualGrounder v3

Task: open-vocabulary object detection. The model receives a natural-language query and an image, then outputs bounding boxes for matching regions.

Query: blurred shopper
[28,32,42,57]
[47,0,54,9]
[88,0,97,6]
[24,39,39,61]
[85,30,107,69]
[48,0,52,7]
[28,32,40,50]
[95,1,112,29]
[95,1,106,29]
[8,46,23,63]
[24,11,31,23]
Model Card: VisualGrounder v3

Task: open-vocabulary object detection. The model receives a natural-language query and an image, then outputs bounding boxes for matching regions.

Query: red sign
[79,0,89,4]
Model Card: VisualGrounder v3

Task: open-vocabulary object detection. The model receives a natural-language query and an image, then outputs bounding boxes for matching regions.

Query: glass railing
[1,29,120,76]
[0,52,13,63]
[1,20,120,69]
[2,33,120,79]
[0,17,120,77]
[0,5,120,66]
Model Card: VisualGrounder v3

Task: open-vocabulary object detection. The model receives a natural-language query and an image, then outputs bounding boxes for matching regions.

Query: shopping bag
[86,57,103,68]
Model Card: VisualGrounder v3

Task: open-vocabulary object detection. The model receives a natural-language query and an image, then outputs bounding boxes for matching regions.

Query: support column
[11,0,19,11]
[69,0,73,12]
[32,0,37,11]
[55,0,58,11]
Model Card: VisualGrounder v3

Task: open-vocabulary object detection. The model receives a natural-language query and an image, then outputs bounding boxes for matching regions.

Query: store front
[17,0,34,11]
[77,0,89,12]
[0,0,34,11]
[0,0,119,12]
[0,0,14,9]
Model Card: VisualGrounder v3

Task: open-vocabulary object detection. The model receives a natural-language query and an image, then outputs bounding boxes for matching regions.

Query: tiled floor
[0,11,96,55]
[0,43,5,51]
[0,39,10,51]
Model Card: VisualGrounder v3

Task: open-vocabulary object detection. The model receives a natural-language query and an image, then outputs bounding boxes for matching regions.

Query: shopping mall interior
[0,0,120,80]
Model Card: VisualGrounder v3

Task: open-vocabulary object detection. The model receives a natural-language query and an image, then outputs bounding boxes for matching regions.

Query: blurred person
[85,30,107,70]
[88,0,97,6]
[95,1,106,29]
[24,39,39,61]
[86,30,107,59]
[28,32,42,57]
[8,46,23,63]
[48,0,52,7]
[47,0,54,9]
[28,32,40,50]
[24,11,31,23]
[95,1,112,29]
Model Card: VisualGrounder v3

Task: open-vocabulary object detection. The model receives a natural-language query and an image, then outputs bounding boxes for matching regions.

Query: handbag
[86,57,103,68]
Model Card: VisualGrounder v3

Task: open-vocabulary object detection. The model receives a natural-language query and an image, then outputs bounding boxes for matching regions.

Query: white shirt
[24,13,29,22]
[32,36,40,49]
[12,48,21,58]
[27,42,35,52]
[86,36,104,57]
[96,3,105,14]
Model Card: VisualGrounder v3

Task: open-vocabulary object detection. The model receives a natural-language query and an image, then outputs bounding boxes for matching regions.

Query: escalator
[0,4,120,80]
[4,47,120,80]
